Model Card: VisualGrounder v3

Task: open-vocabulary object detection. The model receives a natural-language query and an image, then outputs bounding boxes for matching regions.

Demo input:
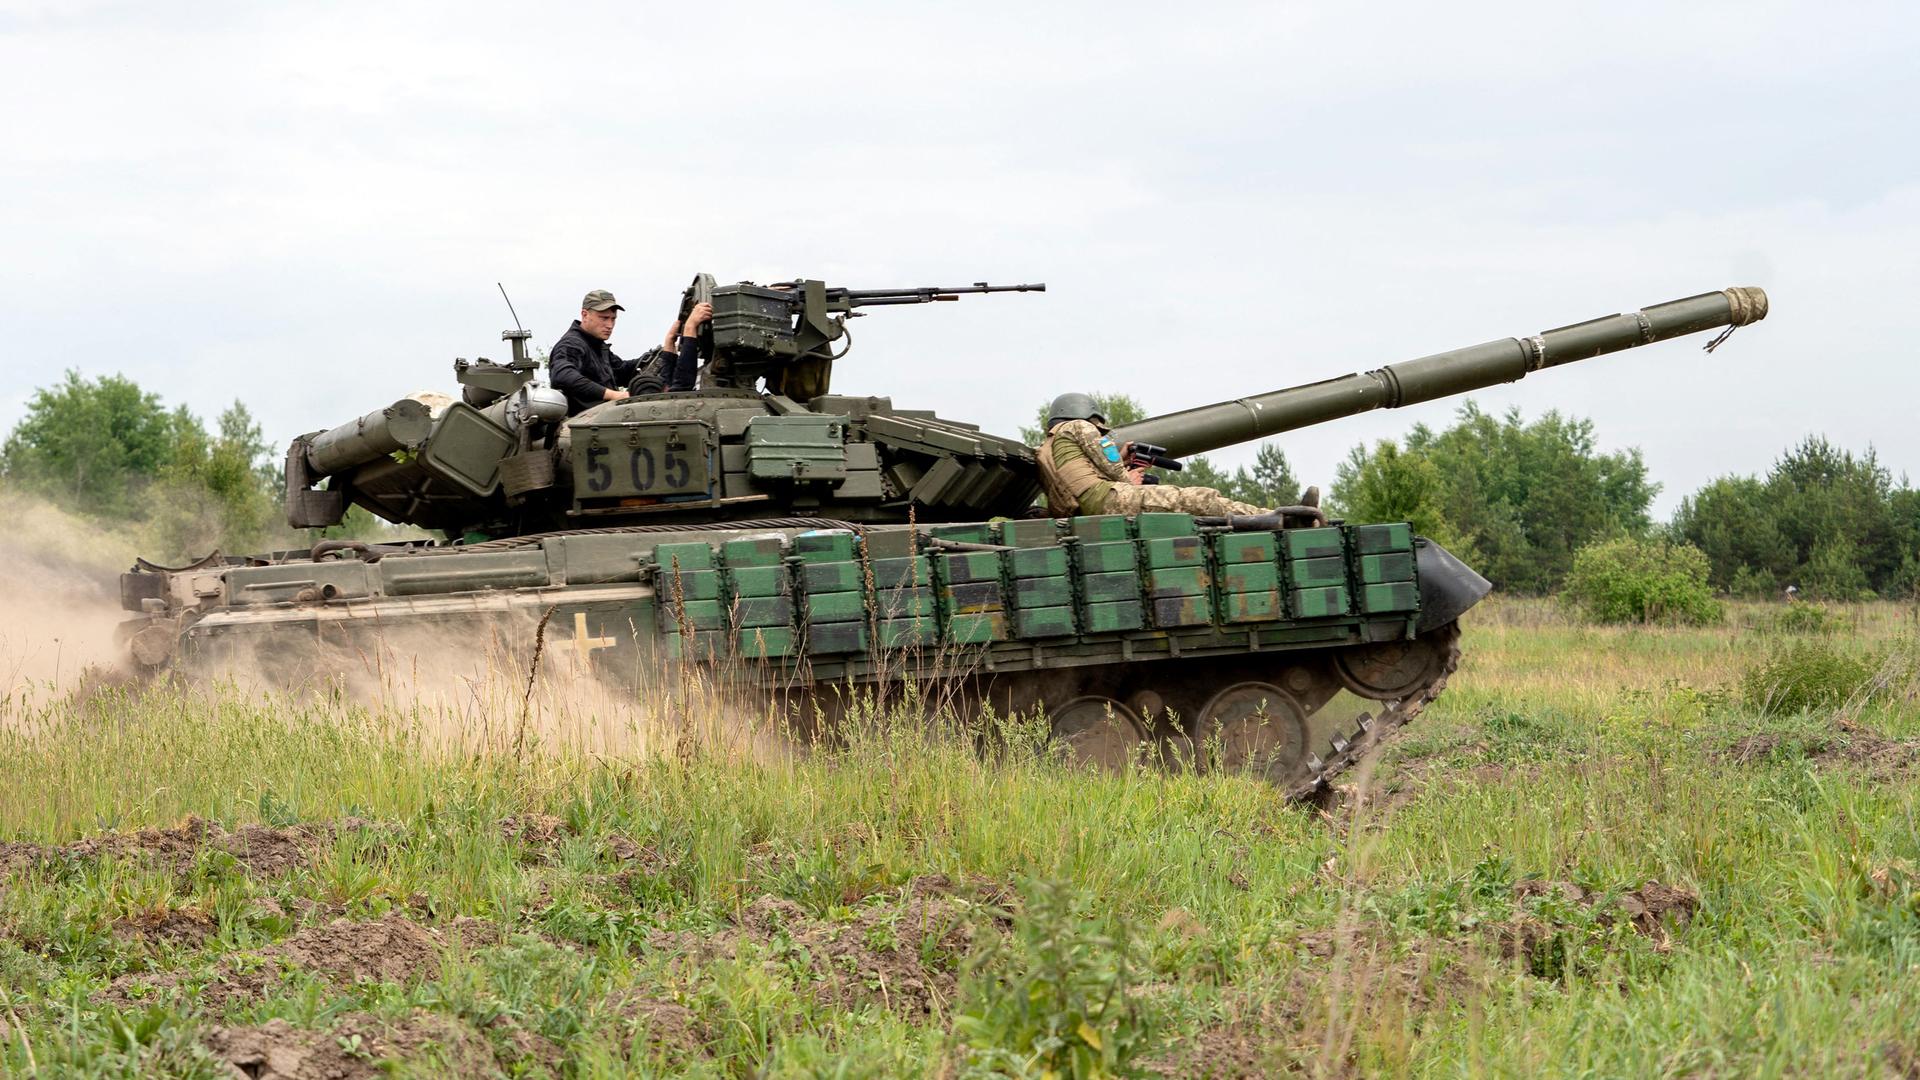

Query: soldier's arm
[1061,420,1129,482]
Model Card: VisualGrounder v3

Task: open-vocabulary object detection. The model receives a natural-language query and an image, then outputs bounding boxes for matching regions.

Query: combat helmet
[1045,392,1105,431]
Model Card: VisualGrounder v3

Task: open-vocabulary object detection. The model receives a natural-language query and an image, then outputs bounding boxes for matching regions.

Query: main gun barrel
[1110,286,1769,459]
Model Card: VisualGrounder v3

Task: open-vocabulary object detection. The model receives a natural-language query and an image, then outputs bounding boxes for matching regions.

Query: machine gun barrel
[828,282,1046,304]
[1110,286,1768,459]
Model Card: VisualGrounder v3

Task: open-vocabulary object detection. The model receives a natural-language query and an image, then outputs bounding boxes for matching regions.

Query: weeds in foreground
[2,600,1919,1076]
[955,879,1151,1079]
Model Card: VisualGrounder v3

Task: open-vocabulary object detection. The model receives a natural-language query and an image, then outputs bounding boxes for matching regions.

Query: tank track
[1283,620,1462,801]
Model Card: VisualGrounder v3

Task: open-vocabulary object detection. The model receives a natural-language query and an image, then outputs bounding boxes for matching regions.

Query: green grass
[2,599,1918,1077]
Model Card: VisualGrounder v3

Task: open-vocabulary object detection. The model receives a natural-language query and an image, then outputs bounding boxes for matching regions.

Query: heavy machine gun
[688,277,1044,398]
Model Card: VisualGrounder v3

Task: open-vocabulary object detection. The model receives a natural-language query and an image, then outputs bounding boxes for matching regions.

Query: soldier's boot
[1298,485,1320,508]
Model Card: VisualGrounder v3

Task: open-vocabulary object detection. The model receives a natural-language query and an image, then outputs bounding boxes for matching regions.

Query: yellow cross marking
[570,612,616,665]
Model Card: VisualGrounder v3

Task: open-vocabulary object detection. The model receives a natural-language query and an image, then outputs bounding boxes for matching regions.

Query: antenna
[497,282,525,334]
[497,282,533,366]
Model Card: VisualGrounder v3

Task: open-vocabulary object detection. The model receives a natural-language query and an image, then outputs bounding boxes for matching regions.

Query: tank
[115,281,1769,798]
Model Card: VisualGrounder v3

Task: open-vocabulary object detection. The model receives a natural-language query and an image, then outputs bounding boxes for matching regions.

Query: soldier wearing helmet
[1033,393,1271,518]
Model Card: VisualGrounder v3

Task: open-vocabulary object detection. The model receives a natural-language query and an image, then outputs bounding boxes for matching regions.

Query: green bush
[1769,603,1850,637]
[1741,640,1880,716]
[1561,537,1723,626]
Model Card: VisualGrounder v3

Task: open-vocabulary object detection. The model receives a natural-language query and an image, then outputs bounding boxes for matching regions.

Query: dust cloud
[178,602,794,766]
[0,493,142,712]
[0,491,788,764]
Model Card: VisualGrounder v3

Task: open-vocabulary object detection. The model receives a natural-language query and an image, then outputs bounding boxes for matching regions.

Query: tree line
[4,370,1915,601]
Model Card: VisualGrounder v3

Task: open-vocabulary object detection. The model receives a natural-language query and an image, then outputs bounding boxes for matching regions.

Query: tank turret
[281,283,1766,540]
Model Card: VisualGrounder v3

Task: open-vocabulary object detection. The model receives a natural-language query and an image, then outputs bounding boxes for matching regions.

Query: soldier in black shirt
[548,289,640,415]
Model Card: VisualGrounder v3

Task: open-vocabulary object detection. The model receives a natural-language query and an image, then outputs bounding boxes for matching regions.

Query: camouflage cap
[581,289,623,312]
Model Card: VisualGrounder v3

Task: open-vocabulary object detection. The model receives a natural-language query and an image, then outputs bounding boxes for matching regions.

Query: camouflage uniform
[1037,419,1268,518]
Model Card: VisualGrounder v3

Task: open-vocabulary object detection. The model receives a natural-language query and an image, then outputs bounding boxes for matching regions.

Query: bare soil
[607,990,704,1059]
[278,915,444,986]
[499,813,570,862]
[111,905,216,948]
[1723,731,1920,776]
[206,1011,495,1080]
[649,874,995,1017]
[2,816,397,879]
[1502,879,1700,958]
[98,913,469,1010]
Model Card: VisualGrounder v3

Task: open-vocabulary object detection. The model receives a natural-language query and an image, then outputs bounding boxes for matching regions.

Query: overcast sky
[2,0,1913,517]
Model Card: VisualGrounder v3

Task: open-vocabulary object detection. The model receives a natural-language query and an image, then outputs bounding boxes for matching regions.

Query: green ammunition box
[728,566,790,597]
[1217,562,1279,594]
[1015,605,1077,638]
[1224,589,1282,623]
[1082,599,1145,633]
[1008,546,1070,578]
[1150,593,1213,627]
[730,596,793,628]
[940,551,1003,584]
[800,561,864,593]
[1144,536,1207,568]
[1289,556,1347,588]
[720,536,785,567]
[877,617,937,648]
[870,555,932,590]
[1291,585,1350,619]
[1283,527,1345,560]
[928,522,997,545]
[794,532,859,562]
[653,541,716,571]
[659,569,722,602]
[1134,513,1197,539]
[661,599,725,631]
[807,622,868,655]
[665,629,728,662]
[1359,552,1416,583]
[1361,581,1420,613]
[734,625,795,659]
[1013,575,1073,609]
[944,581,1004,612]
[1001,519,1060,547]
[1081,570,1142,603]
[1352,522,1414,554]
[1146,566,1210,597]
[946,611,1007,644]
[1069,515,1132,542]
[804,590,867,623]
[861,530,916,558]
[1077,540,1138,574]
[1214,532,1277,564]
[872,586,936,619]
